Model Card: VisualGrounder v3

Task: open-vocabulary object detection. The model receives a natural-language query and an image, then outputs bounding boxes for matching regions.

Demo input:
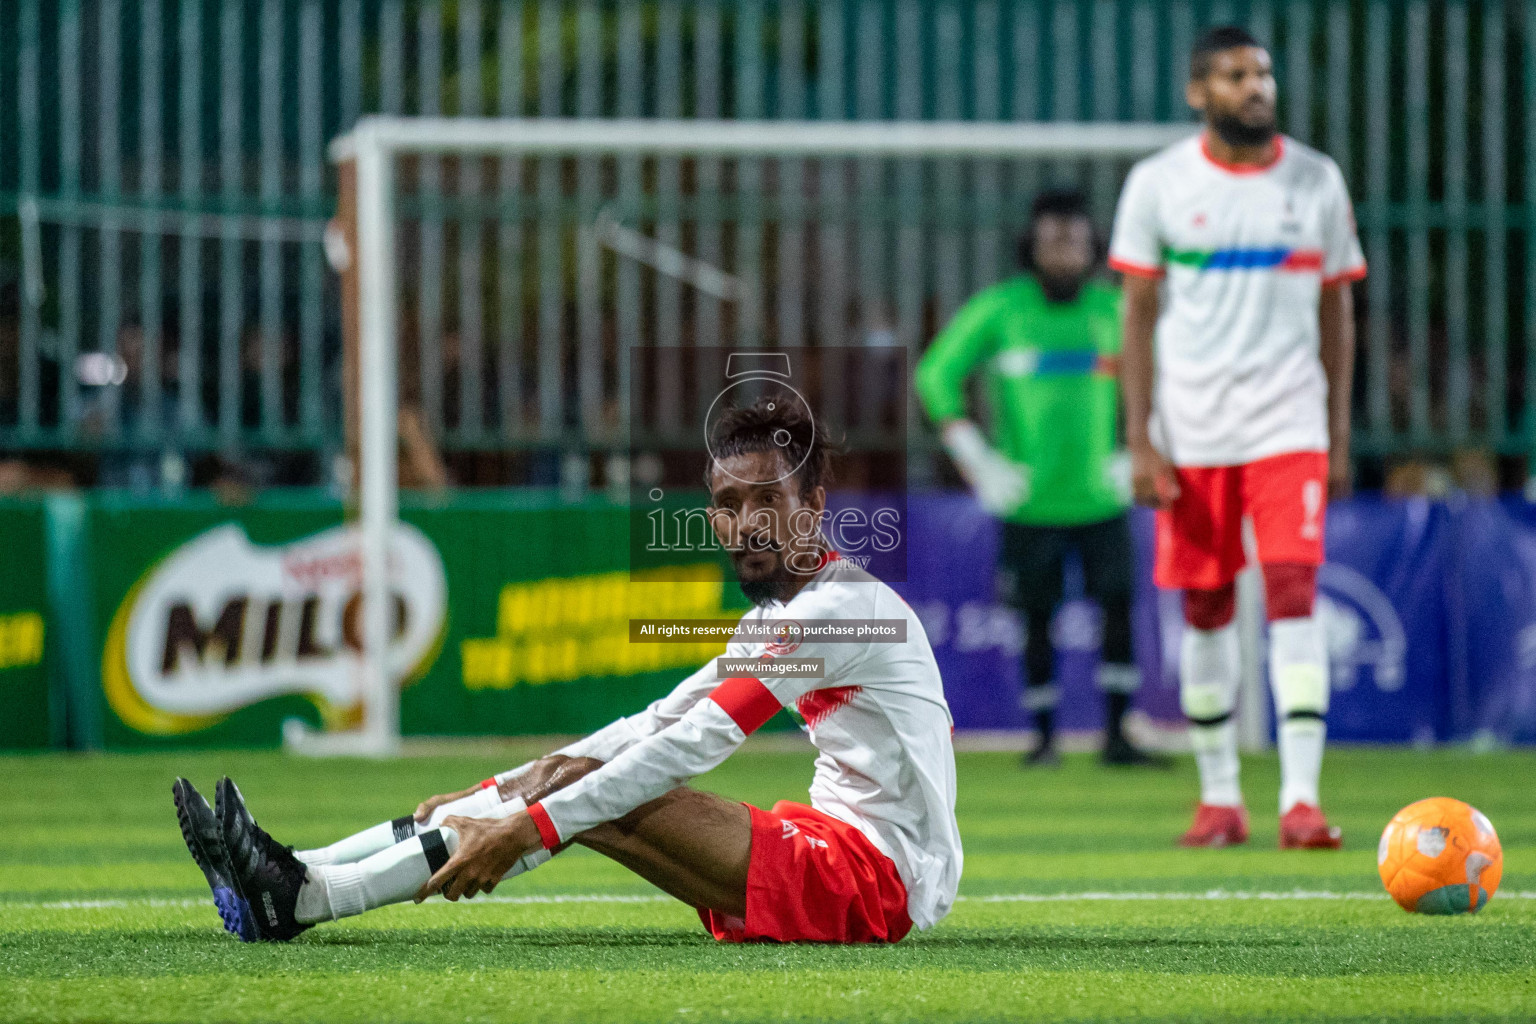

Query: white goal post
[319,115,1197,758]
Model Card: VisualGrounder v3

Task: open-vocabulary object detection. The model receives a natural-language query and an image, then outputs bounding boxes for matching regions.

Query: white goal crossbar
[322,115,1195,758]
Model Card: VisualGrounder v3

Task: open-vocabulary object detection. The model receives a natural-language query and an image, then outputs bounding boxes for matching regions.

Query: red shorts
[698,801,912,944]
[1154,450,1328,591]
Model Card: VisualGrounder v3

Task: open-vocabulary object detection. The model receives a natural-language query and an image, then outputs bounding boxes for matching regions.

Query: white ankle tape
[1269,616,1329,716]
[518,847,553,873]
[1180,625,1239,721]
[1273,663,1328,716]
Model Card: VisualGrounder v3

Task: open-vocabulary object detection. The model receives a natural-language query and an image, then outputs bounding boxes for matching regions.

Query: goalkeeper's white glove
[1104,449,1133,504]
[942,420,1030,518]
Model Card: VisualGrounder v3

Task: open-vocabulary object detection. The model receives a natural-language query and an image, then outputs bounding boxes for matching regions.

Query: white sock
[1188,719,1242,807]
[1181,623,1243,807]
[295,819,412,868]
[294,827,554,923]
[296,788,515,867]
[1277,718,1326,812]
[1269,615,1329,813]
[295,827,460,923]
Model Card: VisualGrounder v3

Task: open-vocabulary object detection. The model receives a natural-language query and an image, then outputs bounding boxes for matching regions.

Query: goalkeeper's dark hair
[1190,25,1264,80]
[705,392,838,499]
[1017,188,1102,272]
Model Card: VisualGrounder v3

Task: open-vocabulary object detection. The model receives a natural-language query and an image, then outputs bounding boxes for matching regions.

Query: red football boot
[1279,802,1343,849]
[1178,804,1250,848]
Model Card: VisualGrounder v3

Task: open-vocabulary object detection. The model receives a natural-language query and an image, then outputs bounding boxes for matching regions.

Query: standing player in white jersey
[1109,27,1366,849]
[173,395,962,944]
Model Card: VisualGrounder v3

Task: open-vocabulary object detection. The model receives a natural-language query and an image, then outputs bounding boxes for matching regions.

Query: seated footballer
[173,394,962,945]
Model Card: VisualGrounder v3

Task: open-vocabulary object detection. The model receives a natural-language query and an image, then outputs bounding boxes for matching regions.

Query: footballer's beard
[734,538,800,607]
[1209,108,1278,149]
[1038,272,1087,304]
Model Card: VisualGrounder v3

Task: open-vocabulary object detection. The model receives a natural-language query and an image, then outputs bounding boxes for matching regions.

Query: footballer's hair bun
[706,391,839,498]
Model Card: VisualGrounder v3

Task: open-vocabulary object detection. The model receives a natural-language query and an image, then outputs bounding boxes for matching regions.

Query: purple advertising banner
[1455,499,1536,744]
[888,496,1182,733]
[1315,498,1449,743]
[894,493,1534,744]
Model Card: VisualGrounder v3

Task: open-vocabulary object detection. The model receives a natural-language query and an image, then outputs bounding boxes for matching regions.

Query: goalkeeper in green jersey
[915,189,1158,767]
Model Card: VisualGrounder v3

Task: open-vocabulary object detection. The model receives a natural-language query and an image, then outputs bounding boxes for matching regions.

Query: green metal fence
[0,1,1533,467]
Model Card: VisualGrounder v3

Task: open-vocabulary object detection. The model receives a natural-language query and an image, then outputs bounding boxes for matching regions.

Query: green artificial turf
[1,743,1533,1023]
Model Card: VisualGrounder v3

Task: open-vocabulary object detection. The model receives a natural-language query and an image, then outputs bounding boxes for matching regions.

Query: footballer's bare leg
[575,790,752,918]
[513,757,752,916]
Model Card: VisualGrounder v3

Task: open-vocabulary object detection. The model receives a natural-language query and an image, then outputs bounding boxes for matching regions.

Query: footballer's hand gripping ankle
[415,813,541,904]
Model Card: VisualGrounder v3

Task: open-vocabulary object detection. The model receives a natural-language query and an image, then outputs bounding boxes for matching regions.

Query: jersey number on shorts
[1300,479,1324,541]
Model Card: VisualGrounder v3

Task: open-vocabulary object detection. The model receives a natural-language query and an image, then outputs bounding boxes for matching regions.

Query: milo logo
[104,523,447,735]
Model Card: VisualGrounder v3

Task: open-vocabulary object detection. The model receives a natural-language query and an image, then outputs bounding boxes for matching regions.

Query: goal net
[319,116,1192,756]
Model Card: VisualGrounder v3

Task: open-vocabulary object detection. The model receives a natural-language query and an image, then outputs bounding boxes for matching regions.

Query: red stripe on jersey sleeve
[1107,255,1166,279]
[709,676,782,735]
[527,802,562,850]
[1278,249,1325,271]
[479,777,498,790]
[1322,263,1368,286]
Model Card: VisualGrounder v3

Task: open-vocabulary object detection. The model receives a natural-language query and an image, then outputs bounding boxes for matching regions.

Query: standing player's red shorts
[698,801,912,944]
[1154,450,1328,590]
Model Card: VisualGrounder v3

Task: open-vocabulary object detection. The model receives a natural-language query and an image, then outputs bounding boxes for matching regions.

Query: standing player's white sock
[1269,615,1329,813]
[1180,623,1243,807]
[296,788,518,867]
[1277,718,1325,811]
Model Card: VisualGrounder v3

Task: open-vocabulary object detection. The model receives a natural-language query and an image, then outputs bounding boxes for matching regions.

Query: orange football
[1378,797,1502,914]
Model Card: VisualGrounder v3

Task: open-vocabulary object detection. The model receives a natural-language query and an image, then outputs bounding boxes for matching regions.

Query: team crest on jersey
[765,619,803,655]
[1281,195,1303,233]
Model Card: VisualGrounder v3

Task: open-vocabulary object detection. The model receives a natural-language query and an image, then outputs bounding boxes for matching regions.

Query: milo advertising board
[86,492,743,749]
[102,518,447,740]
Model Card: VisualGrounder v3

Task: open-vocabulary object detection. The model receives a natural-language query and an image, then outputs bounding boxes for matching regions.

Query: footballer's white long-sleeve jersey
[528,553,963,931]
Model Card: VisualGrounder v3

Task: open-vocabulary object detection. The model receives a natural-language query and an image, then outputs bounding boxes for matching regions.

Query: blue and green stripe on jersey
[1163,246,1324,272]
[992,347,1120,378]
